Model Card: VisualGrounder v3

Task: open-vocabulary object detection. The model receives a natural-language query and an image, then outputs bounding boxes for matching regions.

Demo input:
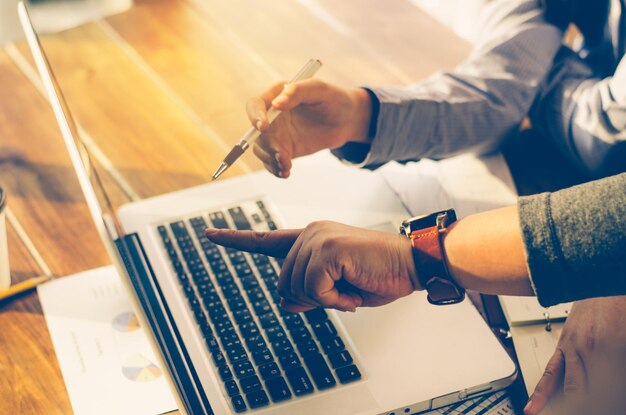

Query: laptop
[18,3,516,414]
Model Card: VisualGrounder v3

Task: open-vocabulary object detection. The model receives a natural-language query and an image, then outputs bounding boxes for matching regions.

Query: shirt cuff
[331,86,429,169]
[518,193,570,307]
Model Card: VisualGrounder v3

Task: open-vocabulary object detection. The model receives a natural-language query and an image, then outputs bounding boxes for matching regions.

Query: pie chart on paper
[112,311,140,333]
[122,354,163,382]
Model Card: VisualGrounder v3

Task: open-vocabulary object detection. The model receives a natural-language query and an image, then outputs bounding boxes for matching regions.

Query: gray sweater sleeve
[519,173,626,306]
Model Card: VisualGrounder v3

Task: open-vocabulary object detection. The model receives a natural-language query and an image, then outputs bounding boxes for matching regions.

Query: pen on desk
[211,58,323,181]
[0,275,52,302]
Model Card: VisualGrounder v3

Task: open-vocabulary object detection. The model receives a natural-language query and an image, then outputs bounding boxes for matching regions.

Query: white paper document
[378,153,518,218]
[38,266,177,415]
[499,296,572,326]
[509,323,564,415]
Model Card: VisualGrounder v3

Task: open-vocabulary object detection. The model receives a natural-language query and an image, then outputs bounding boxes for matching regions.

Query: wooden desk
[0,1,477,413]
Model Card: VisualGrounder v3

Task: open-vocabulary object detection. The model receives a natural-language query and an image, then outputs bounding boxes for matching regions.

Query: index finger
[246,81,286,129]
[205,228,302,258]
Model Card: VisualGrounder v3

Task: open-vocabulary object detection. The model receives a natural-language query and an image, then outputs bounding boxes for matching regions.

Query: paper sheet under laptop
[38,267,177,415]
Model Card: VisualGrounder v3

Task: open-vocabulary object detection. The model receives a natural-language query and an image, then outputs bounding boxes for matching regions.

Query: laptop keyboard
[156,200,361,412]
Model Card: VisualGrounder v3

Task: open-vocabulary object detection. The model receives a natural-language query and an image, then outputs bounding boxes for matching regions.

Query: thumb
[204,228,302,258]
[271,79,330,111]
[525,349,565,415]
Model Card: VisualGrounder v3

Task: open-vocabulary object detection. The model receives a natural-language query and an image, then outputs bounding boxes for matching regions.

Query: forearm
[439,174,626,305]
[442,205,533,296]
[333,0,563,169]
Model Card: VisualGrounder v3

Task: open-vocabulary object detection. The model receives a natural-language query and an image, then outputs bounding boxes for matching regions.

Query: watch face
[401,209,456,235]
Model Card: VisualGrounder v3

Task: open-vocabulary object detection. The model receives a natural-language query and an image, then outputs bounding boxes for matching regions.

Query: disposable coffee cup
[0,188,10,290]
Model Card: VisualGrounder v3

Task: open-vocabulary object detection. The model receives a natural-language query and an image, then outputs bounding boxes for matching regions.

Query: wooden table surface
[0,1,493,413]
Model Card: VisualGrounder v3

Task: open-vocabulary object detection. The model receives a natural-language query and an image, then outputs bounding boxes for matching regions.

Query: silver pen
[211,59,323,181]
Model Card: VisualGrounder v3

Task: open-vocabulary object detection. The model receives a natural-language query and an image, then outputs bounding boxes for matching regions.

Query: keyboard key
[209,212,229,229]
[239,375,262,393]
[272,339,294,356]
[232,360,255,379]
[278,353,301,371]
[227,297,247,312]
[320,336,345,354]
[304,353,337,390]
[212,350,226,366]
[232,308,253,324]
[245,389,270,409]
[228,207,252,230]
[285,366,314,396]
[218,364,233,381]
[312,320,337,339]
[205,335,220,352]
[213,319,233,334]
[252,348,274,366]
[251,253,269,266]
[289,326,312,343]
[335,364,362,384]
[245,335,267,351]
[328,350,353,369]
[283,313,304,330]
[258,361,281,380]
[225,379,240,397]
[228,251,247,265]
[253,299,272,315]
[258,312,280,329]
[265,376,292,403]
[220,332,240,347]
[200,323,213,338]
[231,395,247,413]
[240,321,260,338]
[240,276,259,290]
[246,287,266,301]
[266,326,287,342]
[304,308,328,324]
[227,346,248,364]
[296,339,319,357]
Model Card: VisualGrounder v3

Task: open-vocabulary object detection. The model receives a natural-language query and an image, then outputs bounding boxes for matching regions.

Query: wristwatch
[400,209,465,305]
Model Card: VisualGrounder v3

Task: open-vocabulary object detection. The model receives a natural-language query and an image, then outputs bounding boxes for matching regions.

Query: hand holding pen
[212,59,374,180]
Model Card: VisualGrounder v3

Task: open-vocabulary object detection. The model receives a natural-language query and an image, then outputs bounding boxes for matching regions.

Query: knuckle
[563,379,582,396]
[320,235,341,253]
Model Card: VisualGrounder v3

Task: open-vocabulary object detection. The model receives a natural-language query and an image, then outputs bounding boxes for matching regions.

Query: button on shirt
[331,0,626,176]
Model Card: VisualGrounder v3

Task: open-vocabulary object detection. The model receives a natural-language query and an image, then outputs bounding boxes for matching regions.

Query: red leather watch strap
[410,226,465,305]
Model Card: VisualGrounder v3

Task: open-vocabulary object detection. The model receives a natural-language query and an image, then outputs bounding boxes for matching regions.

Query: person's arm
[246,0,563,178]
[529,49,626,176]
[332,0,564,168]
[205,173,626,311]
[519,172,626,306]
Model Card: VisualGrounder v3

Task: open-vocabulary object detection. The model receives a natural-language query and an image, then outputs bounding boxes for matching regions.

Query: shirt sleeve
[529,49,626,177]
[518,173,626,307]
[332,0,563,169]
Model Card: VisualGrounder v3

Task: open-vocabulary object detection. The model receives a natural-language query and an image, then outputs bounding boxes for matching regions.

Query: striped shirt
[332,0,626,177]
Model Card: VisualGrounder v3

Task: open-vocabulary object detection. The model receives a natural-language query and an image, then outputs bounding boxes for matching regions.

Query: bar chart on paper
[423,390,516,415]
